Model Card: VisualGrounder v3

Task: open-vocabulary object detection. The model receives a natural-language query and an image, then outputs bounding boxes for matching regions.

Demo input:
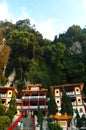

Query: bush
[47,117,53,122]
[0,116,11,129]
[48,121,62,130]
[6,110,14,121]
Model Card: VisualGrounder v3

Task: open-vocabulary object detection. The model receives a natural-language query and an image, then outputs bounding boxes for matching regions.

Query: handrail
[22,96,46,99]
[8,114,22,130]
[21,105,48,110]
[34,115,36,130]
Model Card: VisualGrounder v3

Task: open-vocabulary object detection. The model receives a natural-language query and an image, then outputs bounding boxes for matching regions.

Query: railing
[8,114,22,130]
[0,94,6,98]
[66,92,75,97]
[20,105,48,110]
[84,102,86,106]
[16,99,21,102]
[22,96,47,100]
[72,102,76,105]
[34,115,36,130]
[16,99,21,103]
[17,106,21,109]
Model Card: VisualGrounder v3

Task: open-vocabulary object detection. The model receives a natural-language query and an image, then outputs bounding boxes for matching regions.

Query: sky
[0,0,86,40]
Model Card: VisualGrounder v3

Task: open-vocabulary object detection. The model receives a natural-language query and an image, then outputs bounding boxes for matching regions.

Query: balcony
[18,105,48,110]
[22,96,47,100]
[0,94,6,98]
[72,102,76,106]
[16,99,21,103]
[66,92,75,97]
[17,106,21,109]
[84,102,86,106]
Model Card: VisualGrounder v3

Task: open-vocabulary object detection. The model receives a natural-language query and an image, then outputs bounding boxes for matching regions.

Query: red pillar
[28,100,30,114]
[44,92,47,115]
[74,87,78,106]
[38,91,40,106]
[66,121,68,130]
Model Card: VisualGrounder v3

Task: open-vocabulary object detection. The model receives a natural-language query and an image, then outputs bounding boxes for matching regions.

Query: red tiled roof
[50,83,84,91]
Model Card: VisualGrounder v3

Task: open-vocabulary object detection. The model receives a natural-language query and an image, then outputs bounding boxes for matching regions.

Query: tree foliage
[0,29,10,82]
[0,116,11,129]
[0,97,6,116]
[75,109,82,128]
[0,97,12,129]
[0,20,86,96]
[48,89,58,116]
[48,121,62,130]
[37,106,44,130]
[8,94,17,115]
[61,88,73,116]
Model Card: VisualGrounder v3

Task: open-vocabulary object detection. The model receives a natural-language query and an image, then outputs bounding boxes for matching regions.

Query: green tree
[0,116,11,130]
[6,110,14,121]
[16,19,31,28]
[66,25,82,41]
[61,88,73,116]
[48,89,58,116]
[43,45,52,64]
[0,30,10,82]
[37,106,44,130]
[75,109,82,128]
[51,42,67,85]
[48,121,62,130]
[0,97,6,116]
[0,97,11,130]
[1,19,86,95]
[81,114,86,127]
[52,35,58,44]
[8,94,17,115]
[28,61,50,87]
[51,42,66,63]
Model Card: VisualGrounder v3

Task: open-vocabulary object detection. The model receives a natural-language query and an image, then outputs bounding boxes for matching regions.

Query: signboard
[58,121,67,130]
[31,87,39,91]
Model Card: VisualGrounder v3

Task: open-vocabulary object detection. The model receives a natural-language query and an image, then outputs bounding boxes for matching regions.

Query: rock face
[69,41,82,54]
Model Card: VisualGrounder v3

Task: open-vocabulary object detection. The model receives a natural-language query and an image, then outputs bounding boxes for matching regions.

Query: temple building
[52,113,72,130]
[0,86,18,108]
[50,83,86,117]
[20,84,48,116]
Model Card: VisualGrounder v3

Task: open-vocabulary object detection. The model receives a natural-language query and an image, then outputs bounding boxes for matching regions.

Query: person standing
[17,121,20,129]
[20,121,24,130]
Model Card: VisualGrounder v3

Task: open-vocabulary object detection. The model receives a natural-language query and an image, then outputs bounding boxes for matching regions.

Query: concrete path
[13,116,34,130]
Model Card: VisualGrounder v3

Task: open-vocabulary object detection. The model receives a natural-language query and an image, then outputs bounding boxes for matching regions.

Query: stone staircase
[13,116,34,130]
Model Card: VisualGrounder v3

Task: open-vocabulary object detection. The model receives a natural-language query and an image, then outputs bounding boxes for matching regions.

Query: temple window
[80,108,83,113]
[73,109,76,113]
[57,100,59,103]
[9,92,11,94]
[76,89,79,92]
[56,90,58,93]
[78,99,81,102]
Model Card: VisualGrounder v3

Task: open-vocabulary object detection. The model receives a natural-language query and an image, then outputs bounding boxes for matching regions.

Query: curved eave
[52,113,72,120]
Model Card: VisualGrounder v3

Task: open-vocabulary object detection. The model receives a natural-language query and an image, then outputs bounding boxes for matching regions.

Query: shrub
[48,121,62,130]
[0,116,11,129]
